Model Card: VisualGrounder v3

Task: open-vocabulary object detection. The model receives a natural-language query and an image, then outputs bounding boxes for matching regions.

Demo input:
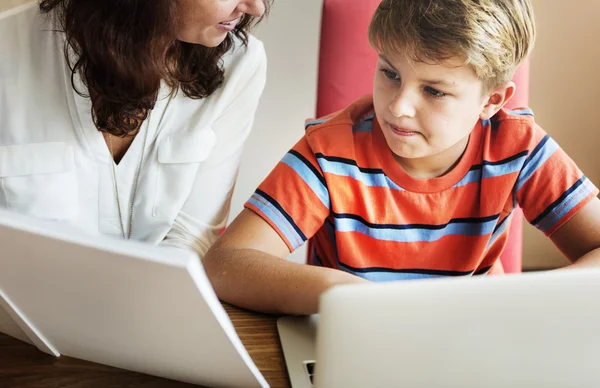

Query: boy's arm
[203,209,368,315]
[550,197,600,269]
[514,123,600,269]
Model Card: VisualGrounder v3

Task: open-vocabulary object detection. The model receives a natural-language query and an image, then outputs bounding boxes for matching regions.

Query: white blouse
[0,3,267,256]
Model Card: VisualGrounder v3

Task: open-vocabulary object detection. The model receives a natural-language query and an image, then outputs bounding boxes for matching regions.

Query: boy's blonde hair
[369,0,536,91]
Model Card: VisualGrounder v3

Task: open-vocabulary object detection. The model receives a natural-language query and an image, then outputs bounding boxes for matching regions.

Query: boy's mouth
[390,124,419,137]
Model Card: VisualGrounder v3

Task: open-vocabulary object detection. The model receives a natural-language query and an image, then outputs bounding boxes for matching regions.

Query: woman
[0,0,269,256]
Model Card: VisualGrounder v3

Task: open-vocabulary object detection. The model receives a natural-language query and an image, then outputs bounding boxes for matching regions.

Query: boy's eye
[425,86,447,98]
[380,68,400,81]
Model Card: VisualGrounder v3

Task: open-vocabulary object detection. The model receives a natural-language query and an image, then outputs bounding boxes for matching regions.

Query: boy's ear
[480,81,516,120]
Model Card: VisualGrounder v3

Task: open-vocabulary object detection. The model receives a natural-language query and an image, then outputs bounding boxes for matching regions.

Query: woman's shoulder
[203,34,267,105]
[167,34,267,129]
[0,2,52,41]
[0,1,38,23]
[222,34,267,77]
[0,3,38,65]
[1,3,59,78]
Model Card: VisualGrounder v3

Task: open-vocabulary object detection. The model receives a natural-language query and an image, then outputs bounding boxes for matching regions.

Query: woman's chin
[177,30,227,47]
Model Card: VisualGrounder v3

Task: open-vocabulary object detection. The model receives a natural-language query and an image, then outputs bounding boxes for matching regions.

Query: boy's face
[373,51,499,177]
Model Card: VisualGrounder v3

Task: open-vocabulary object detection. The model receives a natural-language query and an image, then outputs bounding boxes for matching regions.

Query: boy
[204,0,600,315]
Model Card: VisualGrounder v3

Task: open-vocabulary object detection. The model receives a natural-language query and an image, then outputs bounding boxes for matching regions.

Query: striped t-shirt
[245,95,598,281]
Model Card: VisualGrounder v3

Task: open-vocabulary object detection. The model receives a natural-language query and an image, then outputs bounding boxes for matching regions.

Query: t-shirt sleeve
[516,125,599,236]
[244,136,331,252]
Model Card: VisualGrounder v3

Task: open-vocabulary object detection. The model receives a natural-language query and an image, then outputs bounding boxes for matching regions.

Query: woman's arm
[203,209,369,315]
[159,39,267,256]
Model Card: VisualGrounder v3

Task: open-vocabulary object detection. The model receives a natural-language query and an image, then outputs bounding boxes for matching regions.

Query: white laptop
[278,268,600,388]
[0,208,268,388]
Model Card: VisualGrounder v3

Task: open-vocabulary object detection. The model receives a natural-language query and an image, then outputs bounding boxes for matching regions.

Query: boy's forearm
[561,247,600,270]
[203,247,367,315]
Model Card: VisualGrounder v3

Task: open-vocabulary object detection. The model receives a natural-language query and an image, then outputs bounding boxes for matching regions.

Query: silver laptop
[278,268,600,388]
[0,208,268,388]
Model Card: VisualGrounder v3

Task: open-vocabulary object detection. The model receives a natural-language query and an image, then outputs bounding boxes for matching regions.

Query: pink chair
[316,0,528,273]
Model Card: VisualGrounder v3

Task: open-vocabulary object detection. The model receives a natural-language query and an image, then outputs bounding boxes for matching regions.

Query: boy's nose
[388,90,416,118]
[238,0,266,18]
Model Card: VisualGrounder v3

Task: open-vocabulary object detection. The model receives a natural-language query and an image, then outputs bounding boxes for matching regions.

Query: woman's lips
[217,18,240,32]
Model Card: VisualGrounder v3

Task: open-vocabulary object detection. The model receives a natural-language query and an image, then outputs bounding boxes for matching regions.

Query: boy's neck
[393,135,470,179]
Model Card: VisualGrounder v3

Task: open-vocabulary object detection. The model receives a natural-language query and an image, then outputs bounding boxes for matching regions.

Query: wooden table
[0,304,291,388]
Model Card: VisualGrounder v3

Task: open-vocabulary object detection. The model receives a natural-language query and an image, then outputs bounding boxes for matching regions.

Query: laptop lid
[315,270,600,388]
[0,208,268,388]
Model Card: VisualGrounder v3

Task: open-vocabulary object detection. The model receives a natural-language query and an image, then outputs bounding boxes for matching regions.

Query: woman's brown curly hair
[39,0,271,137]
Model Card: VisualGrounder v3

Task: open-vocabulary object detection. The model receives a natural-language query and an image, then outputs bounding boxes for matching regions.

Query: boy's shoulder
[302,95,375,151]
[487,107,544,152]
[492,107,535,124]
[490,107,537,133]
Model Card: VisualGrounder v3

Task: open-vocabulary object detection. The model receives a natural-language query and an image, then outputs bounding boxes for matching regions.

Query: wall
[525,0,600,269]
[228,0,323,264]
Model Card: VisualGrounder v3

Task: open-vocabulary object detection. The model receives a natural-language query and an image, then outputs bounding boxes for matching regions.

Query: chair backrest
[315,0,527,273]
[316,0,380,117]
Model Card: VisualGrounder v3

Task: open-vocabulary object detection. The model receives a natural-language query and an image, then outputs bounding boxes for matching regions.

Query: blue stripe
[481,118,492,128]
[454,153,527,187]
[531,177,583,225]
[352,120,373,133]
[312,247,323,266]
[523,135,549,170]
[341,270,455,282]
[334,215,499,243]
[487,212,512,248]
[454,168,483,188]
[305,118,329,129]
[256,189,308,241]
[248,193,305,249]
[353,113,374,133]
[506,108,534,116]
[324,219,340,264]
[338,263,474,282]
[515,136,558,192]
[535,178,596,233]
[281,153,330,209]
[317,157,404,191]
[482,157,527,178]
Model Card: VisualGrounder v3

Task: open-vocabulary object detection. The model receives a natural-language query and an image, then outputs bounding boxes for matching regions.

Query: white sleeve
[159,41,267,257]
